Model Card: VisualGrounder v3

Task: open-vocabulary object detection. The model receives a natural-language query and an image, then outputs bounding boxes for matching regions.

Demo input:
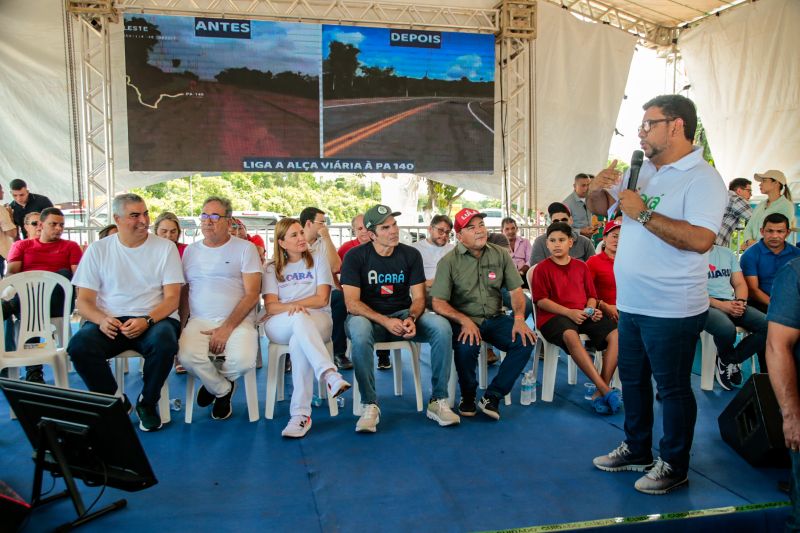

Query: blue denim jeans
[617,310,707,474]
[500,288,533,319]
[68,317,179,406]
[345,310,452,405]
[451,315,533,401]
[330,289,347,356]
[789,450,800,532]
[704,305,767,369]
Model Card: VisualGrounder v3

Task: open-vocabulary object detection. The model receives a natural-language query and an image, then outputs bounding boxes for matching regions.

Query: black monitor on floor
[0,378,157,492]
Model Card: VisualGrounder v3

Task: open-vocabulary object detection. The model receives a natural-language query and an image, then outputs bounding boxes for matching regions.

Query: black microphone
[627,150,644,191]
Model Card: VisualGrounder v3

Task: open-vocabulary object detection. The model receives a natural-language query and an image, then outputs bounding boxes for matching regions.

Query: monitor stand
[30,419,127,532]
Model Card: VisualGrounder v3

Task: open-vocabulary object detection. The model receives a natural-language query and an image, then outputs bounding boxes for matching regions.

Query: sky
[322,25,495,82]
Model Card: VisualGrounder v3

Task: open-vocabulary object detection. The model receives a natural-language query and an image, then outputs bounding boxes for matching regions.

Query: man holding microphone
[587,95,726,494]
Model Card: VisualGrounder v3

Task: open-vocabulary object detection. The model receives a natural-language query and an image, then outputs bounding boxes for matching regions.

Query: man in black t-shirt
[341,204,459,433]
[9,179,54,238]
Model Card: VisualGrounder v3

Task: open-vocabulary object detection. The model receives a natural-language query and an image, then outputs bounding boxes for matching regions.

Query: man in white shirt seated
[412,214,455,290]
[68,193,185,432]
[177,197,262,420]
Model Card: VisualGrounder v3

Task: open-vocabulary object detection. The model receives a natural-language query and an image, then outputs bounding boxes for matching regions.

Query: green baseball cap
[363,204,401,232]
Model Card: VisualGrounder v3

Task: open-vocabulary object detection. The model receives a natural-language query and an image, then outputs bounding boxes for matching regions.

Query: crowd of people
[2,94,800,506]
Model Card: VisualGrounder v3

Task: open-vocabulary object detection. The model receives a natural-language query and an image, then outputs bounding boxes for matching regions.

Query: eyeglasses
[638,118,675,134]
[551,217,569,223]
[200,213,228,222]
[26,221,39,226]
[432,226,452,235]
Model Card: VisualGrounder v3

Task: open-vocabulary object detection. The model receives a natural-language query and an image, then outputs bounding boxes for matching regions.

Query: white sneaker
[426,398,461,427]
[326,372,351,398]
[355,404,380,433]
[281,415,312,438]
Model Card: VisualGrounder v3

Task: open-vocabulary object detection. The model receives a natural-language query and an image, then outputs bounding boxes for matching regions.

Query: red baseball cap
[603,219,621,236]
[454,208,487,233]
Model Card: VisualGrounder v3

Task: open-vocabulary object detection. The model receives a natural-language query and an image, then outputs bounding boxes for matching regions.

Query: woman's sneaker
[326,372,351,398]
[281,415,312,438]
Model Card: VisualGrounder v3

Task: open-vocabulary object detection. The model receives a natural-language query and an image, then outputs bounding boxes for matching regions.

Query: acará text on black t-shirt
[340,243,426,315]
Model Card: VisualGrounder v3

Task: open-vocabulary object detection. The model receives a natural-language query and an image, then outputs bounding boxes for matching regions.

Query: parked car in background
[233,211,284,229]
[482,208,504,228]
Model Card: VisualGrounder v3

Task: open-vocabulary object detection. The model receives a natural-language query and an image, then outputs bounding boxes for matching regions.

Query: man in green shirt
[431,208,536,420]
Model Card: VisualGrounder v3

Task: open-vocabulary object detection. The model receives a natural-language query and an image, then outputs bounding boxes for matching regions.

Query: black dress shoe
[334,353,353,370]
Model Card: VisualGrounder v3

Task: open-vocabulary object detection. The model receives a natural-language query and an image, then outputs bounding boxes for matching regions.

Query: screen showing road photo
[322,26,495,173]
[124,15,321,171]
[123,15,495,173]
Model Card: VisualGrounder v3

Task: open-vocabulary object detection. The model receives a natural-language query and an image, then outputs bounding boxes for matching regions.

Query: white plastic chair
[349,340,422,416]
[184,365,259,423]
[264,340,339,420]
[114,350,170,425]
[0,272,72,418]
[700,327,757,391]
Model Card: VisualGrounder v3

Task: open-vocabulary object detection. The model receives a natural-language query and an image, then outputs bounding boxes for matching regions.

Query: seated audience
[742,170,795,249]
[705,244,768,389]
[68,193,184,432]
[177,197,262,421]
[154,211,187,258]
[741,213,800,313]
[98,223,118,239]
[563,173,602,239]
[0,184,18,277]
[532,222,621,414]
[22,212,41,241]
[342,204,458,432]
[530,202,595,266]
[412,214,455,289]
[9,178,53,238]
[262,218,351,438]
[502,216,531,279]
[338,214,371,261]
[716,178,753,248]
[5,208,82,383]
[230,218,265,262]
[431,208,535,421]
[586,219,621,322]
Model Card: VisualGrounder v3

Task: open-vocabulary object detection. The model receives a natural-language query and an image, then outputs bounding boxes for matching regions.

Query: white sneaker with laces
[634,457,688,494]
[325,372,351,398]
[281,415,312,438]
[426,398,461,426]
[356,404,380,433]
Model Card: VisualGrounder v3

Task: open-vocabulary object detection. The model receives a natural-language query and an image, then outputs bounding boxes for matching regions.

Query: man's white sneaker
[281,415,312,438]
[326,372,351,398]
[355,404,380,433]
[426,398,461,426]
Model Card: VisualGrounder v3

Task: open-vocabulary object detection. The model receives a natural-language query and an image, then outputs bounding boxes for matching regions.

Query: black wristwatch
[143,315,155,327]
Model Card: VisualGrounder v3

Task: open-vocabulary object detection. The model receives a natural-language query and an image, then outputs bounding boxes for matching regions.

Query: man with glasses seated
[412,214,455,290]
[432,208,536,420]
[68,193,184,432]
[716,178,753,248]
[178,197,262,421]
[4,208,82,383]
[529,202,595,267]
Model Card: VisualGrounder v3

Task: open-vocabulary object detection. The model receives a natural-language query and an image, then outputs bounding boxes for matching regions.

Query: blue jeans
[789,450,800,532]
[501,288,533,319]
[345,310,452,405]
[68,317,179,406]
[617,310,707,473]
[451,315,533,400]
[704,305,767,369]
[330,289,347,356]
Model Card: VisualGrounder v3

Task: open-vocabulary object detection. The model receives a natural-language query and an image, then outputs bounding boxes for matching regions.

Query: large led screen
[123,15,494,173]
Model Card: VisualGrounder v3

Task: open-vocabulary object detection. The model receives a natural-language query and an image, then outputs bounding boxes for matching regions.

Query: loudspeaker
[718,373,790,468]
[0,480,30,533]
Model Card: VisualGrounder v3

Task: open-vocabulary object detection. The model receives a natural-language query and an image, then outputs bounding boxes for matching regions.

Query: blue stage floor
[0,343,790,532]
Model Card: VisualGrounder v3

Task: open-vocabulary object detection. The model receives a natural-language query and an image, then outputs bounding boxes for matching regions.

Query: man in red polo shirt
[338,214,370,261]
[586,219,621,321]
[5,207,82,382]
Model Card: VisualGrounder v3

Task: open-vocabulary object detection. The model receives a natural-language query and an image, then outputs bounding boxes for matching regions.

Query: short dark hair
[763,212,790,229]
[299,207,324,227]
[501,217,517,228]
[642,94,697,141]
[9,179,27,191]
[546,222,573,238]
[728,178,751,192]
[574,173,592,182]
[40,207,63,222]
[547,202,570,217]
[430,214,452,230]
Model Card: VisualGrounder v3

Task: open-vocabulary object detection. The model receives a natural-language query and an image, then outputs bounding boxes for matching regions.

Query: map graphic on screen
[123,15,495,173]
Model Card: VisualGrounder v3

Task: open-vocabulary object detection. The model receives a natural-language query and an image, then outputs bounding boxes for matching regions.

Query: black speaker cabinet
[718,373,790,468]
[0,480,30,533]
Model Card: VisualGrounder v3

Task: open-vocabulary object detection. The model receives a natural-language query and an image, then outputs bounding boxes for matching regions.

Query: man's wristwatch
[408,314,417,323]
[143,315,155,327]
[636,209,654,225]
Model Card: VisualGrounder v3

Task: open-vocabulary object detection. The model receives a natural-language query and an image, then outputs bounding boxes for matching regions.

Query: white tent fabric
[679,0,800,185]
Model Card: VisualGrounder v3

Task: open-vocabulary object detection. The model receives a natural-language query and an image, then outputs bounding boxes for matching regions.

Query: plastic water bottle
[520,372,533,406]
[170,398,182,411]
[530,372,537,403]
[336,396,346,408]
[311,393,324,407]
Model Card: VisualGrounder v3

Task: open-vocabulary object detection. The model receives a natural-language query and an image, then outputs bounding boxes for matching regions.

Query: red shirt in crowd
[531,257,597,329]
[585,251,616,305]
[7,238,83,272]
[247,234,265,249]
[177,242,187,259]
[338,238,361,261]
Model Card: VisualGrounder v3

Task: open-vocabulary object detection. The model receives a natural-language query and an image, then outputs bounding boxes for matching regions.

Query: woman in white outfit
[262,218,351,438]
